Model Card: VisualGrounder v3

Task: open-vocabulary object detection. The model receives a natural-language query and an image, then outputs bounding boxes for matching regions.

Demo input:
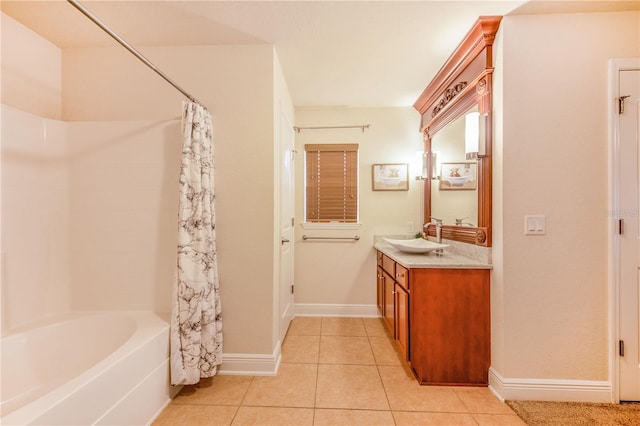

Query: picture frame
[439,162,477,190]
[372,163,409,191]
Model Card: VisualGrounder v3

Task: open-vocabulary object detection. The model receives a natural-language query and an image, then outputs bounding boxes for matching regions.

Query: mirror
[430,105,478,226]
[413,16,501,246]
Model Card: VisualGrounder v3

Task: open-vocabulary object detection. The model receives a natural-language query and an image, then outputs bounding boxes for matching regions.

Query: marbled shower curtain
[170,101,222,385]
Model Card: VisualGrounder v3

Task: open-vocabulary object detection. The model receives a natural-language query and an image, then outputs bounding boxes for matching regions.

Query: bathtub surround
[171,102,223,385]
[0,104,179,424]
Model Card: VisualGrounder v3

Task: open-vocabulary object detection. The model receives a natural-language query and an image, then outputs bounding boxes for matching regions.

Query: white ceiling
[2,0,637,107]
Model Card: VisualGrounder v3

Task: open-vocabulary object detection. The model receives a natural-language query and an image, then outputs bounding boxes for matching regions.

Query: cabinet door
[382,271,395,334]
[410,268,490,385]
[376,266,384,316]
[395,283,409,360]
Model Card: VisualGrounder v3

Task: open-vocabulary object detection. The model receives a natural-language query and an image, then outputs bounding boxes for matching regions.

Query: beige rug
[506,400,640,425]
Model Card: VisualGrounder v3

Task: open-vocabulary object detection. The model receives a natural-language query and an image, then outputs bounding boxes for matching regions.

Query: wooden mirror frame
[413,16,501,247]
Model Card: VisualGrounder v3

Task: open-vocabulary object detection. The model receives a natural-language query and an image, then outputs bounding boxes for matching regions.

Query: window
[304,144,359,223]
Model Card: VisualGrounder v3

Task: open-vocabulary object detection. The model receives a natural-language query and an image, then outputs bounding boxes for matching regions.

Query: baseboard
[489,367,613,403]
[218,341,281,376]
[294,303,379,317]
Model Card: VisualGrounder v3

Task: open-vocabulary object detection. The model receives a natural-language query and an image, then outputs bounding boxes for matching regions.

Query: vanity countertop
[374,241,492,270]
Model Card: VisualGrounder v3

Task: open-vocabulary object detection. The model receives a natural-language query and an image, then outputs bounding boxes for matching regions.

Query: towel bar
[302,235,360,241]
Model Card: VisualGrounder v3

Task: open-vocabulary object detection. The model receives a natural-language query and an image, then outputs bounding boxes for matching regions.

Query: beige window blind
[305,144,359,223]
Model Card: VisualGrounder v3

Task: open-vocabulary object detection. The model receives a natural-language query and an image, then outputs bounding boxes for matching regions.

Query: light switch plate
[525,215,546,235]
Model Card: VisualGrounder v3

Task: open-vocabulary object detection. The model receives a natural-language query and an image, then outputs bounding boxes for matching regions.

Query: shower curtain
[170,101,222,385]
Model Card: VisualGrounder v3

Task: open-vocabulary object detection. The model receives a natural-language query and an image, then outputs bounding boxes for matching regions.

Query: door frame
[608,57,640,403]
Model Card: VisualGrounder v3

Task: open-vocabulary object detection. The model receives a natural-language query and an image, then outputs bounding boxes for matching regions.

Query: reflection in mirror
[430,105,478,226]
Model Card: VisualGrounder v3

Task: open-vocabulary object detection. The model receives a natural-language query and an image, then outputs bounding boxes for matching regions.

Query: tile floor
[153,317,526,425]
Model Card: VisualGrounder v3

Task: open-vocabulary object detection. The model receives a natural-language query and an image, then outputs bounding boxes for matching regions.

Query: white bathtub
[1,311,176,425]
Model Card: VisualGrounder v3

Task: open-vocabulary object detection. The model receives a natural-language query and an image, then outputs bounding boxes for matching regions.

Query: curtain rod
[293,124,370,133]
[66,0,205,108]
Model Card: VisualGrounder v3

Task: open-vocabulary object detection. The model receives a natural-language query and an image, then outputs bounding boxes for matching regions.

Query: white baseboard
[294,303,378,317]
[489,367,613,403]
[218,341,281,376]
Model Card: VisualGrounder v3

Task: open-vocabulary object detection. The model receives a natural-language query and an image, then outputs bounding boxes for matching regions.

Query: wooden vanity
[376,245,490,386]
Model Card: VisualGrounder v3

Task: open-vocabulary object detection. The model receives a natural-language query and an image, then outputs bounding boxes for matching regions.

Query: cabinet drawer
[377,250,383,267]
[382,255,395,276]
[395,264,409,289]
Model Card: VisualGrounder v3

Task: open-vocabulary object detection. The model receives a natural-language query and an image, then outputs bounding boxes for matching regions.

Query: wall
[68,119,180,313]
[0,14,62,119]
[492,10,640,398]
[293,107,423,313]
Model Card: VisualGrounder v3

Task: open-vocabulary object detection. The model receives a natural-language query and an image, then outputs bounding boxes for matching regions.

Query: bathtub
[1,311,176,425]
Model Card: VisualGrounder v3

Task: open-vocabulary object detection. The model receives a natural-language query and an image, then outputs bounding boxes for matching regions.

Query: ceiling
[2,0,637,107]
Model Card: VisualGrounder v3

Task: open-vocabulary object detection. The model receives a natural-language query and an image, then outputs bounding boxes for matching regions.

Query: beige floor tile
[315,364,389,410]
[321,317,366,336]
[231,406,314,425]
[369,336,403,366]
[472,413,528,425]
[242,363,317,408]
[393,411,478,425]
[362,317,389,337]
[152,404,237,426]
[378,366,467,412]
[453,387,516,414]
[172,375,253,406]
[282,335,320,363]
[319,335,375,365]
[287,317,322,336]
[314,408,395,425]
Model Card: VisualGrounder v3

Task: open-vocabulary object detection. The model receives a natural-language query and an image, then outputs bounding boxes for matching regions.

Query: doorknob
[281,238,290,245]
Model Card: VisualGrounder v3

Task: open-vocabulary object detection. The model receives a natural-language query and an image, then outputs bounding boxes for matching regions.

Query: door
[618,66,640,401]
[279,108,295,342]
[395,282,409,360]
[383,271,395,333]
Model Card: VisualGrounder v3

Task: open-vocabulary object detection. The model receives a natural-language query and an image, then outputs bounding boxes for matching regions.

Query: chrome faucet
[455,217,474,227]
[426,216,443,244]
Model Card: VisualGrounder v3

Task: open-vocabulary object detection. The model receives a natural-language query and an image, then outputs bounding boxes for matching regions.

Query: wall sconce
[465,111,486,160]
[414,151,429,180]
[465,112,480,160]
[431,151,440,179]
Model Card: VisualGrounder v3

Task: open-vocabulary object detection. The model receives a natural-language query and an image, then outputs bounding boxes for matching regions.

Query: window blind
[305,144,359,223]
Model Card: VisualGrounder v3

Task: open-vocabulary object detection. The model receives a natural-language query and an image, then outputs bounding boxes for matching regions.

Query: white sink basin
[384,238,449,254]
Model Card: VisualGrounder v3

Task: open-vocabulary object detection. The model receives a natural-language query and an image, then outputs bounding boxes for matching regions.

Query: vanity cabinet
[375,249,490,386]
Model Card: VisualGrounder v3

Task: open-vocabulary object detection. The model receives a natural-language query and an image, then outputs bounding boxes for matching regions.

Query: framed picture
[439,162,477,190]
[372,163,409,191]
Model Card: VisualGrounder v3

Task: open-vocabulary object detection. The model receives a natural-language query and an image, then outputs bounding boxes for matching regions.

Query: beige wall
[0,14,62,119]
[293,107,423,310]
[67,119,180,313]
[493,10,640,382]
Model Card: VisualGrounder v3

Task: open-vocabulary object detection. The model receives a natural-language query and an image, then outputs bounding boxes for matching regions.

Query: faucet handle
[429,216,443,224]
[455,217,468,225]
